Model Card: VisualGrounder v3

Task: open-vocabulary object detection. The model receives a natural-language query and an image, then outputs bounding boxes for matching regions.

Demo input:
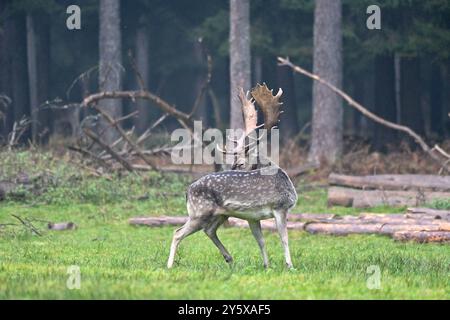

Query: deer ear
[251,83,283,130]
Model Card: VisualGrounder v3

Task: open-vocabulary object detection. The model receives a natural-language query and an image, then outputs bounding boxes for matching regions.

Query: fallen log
[305,223,383,235]
[328,186,450,208]
[358,213,440,224]
[128,216,306,231]
[48,222,77,231]
[392,231,450,243]
[304,222,450,236]
[288,213,336,221]
[230,219,306,231]
[128,215,450,244]
[129,216,188,227]
[406,207,450,220]
[329,173,450,192]
[285,163,320,178]
[326,194,353,207]
[379,223,450,235]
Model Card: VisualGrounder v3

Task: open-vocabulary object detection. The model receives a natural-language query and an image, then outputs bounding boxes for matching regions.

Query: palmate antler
[238,88,258,135]
[219,83,283,169]
[251,83,283,130]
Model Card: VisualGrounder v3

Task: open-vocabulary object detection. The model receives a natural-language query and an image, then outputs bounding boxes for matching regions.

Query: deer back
[187,167,297,215]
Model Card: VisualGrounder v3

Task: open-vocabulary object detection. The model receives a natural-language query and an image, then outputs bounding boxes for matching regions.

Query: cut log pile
[327,173,450,208]
[129,207,450,243]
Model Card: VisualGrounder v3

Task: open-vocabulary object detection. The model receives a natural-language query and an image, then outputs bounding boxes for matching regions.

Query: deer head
[219,83,283,170]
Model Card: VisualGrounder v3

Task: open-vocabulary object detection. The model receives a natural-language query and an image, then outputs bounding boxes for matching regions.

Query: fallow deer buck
[167,84,298,269]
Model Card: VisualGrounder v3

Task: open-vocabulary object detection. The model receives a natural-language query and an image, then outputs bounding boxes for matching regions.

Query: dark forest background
[0,0,449,165]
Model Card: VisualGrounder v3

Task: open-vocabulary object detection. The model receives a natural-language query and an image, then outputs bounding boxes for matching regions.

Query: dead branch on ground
[82,128,134,172]
[7,117,32,151]
[91,106,158,170]
[11,214,42,236]
[82,90,193,128]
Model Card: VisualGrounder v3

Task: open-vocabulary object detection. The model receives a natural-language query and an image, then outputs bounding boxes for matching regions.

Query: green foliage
[0,150,189,206]
[342,0,450,64]
[280,0,314,11]
[7,0,60,14]
[428,199,450,210]
[194,9,229,57]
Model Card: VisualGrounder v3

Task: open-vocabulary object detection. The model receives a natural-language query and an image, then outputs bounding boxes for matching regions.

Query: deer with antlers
[167,84,297,269]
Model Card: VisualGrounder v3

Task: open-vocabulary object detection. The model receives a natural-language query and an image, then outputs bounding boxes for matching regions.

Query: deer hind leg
[273,209,293,269]
[204,216,233,264]
[167,218,203,268]
[248,220,269,268]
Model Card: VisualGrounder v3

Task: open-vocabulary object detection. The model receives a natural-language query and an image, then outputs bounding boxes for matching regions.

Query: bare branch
[66,66,98,99]
[83,128,134,172]
[136,113,169,145]
[115,110,139,124]
[92,106,158,170]
[433,145,450,160]
[82,90,192,128]
[11,214,42,236]
[8,117,32,151]
[278,56,450,173]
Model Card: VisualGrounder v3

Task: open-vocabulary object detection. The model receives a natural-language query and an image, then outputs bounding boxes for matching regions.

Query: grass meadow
[0,151,449,299]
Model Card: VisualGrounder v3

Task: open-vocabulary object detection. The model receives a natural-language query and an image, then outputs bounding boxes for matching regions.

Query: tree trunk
[276,64,298,139]
[0,1,10,138]
[193,40,210,128]
[99,0,123,143]
[25,12,50,144]
[37,15,51,143]
[373,54,396,149]
[26,14,38,143]
[308,0,343,165]
[229,0,251,130]
[394,53,402,125]
[445,63,450,137]
[401,56,424,137]
[8,13,30,141]
[253,55,263,84]
[430,62,443,136]
[354,63,375,139]
[134,15,150,135]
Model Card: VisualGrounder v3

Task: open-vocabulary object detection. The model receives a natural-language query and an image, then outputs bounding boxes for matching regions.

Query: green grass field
[0,152,449,299]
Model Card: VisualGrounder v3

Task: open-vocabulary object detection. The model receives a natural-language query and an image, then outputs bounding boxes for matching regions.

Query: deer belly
[223,207,274,221]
